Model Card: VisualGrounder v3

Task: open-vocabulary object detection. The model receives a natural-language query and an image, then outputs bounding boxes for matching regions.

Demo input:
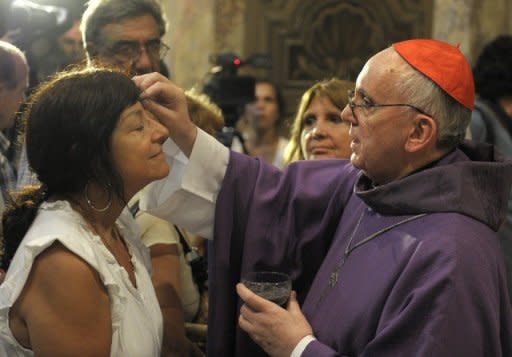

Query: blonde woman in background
[130,89,223,356]
[284,78,355,164]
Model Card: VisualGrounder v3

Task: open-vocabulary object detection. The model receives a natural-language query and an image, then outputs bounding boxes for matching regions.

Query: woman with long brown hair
[0,67,169,356]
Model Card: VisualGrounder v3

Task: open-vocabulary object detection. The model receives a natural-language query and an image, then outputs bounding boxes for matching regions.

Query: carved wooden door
[243,0,433,122]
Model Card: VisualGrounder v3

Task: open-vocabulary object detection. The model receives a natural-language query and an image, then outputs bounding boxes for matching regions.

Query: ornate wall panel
[214,0,246,53]
[162,0,216,89]
[245,0,433,119]
[432,0,474,61]
[469,0,512,62]
[163,0,512,121]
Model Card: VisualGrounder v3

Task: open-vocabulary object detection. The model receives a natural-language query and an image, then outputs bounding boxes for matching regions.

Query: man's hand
[237,283,314,357]
[133,73,197,157]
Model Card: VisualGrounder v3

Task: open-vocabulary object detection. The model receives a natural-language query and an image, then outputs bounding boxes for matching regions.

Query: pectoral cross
[329,271,338,287]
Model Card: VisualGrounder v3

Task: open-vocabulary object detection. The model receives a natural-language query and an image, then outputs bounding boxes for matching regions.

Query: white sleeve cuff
[290,335,317,357]
[140,128,229,239]
[182,127,230,204]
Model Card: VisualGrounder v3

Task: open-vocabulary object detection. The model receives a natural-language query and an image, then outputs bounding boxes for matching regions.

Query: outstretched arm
[11,242,112,356]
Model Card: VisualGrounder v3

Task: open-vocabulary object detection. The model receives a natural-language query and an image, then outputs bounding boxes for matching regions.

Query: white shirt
[139,130,228,240]
[0,201,163,356]
[141,129,315,356]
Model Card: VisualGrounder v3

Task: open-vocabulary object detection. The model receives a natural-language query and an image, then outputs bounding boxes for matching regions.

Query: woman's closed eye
[132,118,146,132]
[133,116,158,132]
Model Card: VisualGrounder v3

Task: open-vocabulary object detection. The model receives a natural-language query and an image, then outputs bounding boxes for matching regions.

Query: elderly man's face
[340,48,417,184]
[96,14,163,75]
[0,55,28,130]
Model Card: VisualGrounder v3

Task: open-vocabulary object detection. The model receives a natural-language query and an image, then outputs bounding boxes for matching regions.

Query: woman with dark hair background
[242,79,289,168]
[0,67,169,356]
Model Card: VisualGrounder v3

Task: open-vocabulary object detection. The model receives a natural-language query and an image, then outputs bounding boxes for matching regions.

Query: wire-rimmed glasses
[347,89,429,119]
[104,39,170,63]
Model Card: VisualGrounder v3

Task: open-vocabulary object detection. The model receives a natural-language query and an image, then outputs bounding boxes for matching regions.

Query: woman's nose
[152,119,169,144]
[311,121,327,138]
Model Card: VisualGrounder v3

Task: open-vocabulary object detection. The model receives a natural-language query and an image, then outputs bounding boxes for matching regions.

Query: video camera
[203,52,271,148]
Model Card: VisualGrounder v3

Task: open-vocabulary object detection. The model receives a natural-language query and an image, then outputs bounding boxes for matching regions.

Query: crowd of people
[0,0,511,356]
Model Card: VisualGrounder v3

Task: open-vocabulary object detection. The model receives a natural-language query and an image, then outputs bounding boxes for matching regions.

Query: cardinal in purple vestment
[135,39,512,357]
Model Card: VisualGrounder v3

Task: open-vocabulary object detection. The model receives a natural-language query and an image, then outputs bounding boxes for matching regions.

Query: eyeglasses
[104,39,170,62]
[347,89,429,119]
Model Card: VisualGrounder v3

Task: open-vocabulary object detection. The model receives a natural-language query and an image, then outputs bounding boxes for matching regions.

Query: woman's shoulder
[6,201,115,291]
[3,241,111,356]
[0,237,107,322]
[24,242,102,288]
[25,200,85,238]
[22,201,98,259]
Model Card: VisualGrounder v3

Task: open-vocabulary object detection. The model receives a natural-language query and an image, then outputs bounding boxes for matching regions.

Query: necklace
[101,225,121,252]
[316,210,427,307]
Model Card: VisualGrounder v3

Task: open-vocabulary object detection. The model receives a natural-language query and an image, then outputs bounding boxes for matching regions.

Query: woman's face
[245,82,280,131]
[300,95,351,160]
[111,102,169,197]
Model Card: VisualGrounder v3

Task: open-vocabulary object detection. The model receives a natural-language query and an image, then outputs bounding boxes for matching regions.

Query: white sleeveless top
[0,200,163,356]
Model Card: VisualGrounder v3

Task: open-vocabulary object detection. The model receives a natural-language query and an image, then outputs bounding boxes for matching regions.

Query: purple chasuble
[208,141,512,356]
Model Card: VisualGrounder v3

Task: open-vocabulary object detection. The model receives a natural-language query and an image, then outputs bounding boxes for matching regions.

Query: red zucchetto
[392,39,475,110]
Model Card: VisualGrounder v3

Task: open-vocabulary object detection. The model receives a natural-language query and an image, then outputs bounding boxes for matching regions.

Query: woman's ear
[405,114,437,153]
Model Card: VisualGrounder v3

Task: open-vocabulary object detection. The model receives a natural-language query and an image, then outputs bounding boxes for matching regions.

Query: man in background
[17,0,170,187]
[81,0,169,75]
[35,18,86,83]
[0,40,27,216]
[57,19,85,65]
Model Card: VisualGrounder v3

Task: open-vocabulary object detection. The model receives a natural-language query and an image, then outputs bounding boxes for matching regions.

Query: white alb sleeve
[139,128,229,239]
[290,335,317,357]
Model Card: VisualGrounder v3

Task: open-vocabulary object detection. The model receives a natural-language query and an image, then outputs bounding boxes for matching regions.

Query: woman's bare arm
[11,242,112,356]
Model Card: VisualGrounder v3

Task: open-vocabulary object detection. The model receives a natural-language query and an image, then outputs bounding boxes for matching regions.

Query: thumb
[287,290,301,313]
